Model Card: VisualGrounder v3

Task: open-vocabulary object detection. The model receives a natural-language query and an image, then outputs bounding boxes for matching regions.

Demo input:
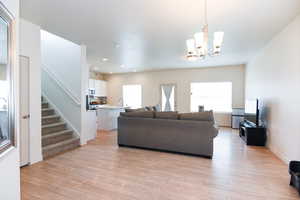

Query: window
[122,84,142,108]
[161,84,176,111]
[190,82,232,112]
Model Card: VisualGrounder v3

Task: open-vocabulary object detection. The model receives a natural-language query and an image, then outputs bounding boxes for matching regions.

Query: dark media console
[239,121,266,146]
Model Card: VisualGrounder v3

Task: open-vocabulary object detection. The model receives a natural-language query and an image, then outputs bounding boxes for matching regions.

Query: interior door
[160,84,177,111]
[19,56,30,167]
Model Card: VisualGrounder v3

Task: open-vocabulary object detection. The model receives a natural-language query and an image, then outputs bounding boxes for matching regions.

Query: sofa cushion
[125,108,146,112]
[120,111,154,118]
[155,111,178,120]
[179,111,214,121]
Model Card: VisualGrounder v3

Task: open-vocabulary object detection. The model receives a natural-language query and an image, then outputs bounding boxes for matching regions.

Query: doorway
[160,84,177,111]
[19,55,30,167]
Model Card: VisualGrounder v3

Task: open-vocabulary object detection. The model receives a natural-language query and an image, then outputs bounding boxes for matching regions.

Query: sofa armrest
[212,123,219,138]
[290,161,300,174]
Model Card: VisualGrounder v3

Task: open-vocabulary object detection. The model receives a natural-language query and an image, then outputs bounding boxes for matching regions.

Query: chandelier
[186,0,224,61]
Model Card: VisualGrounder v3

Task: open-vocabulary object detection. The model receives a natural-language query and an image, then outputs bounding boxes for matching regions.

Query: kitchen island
[96,105,125,131]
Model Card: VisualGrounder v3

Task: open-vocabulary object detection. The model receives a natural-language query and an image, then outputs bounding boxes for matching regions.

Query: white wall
[41,30,81,100]
[20,18,93,155]
[106,65,245,126]
[40,30,94,144]
[0,0,20,199]
[19,19,42,164]
[42,71,82,134]
[41,30,83,137]
[80,45,96,144]
[245,14,300,163]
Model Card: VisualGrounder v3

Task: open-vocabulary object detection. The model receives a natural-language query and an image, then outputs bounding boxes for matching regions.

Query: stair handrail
[42,65,81,106]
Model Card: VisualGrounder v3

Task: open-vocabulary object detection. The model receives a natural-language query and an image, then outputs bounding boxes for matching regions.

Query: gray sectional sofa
[118,111,219,158]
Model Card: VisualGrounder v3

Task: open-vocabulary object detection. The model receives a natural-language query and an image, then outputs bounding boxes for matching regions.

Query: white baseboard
[268,143,290,164]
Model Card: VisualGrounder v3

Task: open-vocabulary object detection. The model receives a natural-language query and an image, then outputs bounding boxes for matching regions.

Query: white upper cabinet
[97,80,107,97]
[89,79,107,96]
[89,79,95,89]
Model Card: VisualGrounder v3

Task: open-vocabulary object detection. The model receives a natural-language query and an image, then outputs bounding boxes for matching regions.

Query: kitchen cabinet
[96,106,125,131]
[89,79,107,97]
[89,79,95,89]
[85,110,97,142]
[95,80,107,96]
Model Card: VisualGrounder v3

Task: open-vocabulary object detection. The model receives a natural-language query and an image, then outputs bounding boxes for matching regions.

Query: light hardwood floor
[21,128,298,200]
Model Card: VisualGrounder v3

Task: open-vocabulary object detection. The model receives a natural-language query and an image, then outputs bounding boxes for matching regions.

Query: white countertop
[96,105,125,110]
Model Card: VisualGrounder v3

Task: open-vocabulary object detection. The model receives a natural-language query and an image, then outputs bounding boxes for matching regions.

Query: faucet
[117,98,123,106]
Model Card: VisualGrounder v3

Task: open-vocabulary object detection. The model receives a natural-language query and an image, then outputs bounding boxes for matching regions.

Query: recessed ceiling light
[133,69,137,72]
[109,72,113,74]
[120,64,125,68]
[102,58,108,62]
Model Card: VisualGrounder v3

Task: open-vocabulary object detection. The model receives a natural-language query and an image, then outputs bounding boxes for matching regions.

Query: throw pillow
[154,104,161,112]
[145,106,153,111]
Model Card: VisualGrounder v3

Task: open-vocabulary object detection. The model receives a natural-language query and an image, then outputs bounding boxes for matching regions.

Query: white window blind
[122,84,142,108]
[190,82,232,112]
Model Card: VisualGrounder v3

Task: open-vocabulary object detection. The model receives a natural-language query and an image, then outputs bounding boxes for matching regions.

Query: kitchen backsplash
[98,96,107,105]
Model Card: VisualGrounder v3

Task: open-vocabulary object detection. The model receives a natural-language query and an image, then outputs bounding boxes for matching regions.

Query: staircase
[41,97,80,159]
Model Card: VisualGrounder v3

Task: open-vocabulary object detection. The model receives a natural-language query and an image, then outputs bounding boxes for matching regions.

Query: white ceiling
[21,0,300,73]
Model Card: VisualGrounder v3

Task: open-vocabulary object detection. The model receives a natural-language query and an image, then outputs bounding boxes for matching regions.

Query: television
[244,99,259,126]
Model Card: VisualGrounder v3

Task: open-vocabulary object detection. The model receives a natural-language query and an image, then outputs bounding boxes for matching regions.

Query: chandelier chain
[204,0,208,26]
